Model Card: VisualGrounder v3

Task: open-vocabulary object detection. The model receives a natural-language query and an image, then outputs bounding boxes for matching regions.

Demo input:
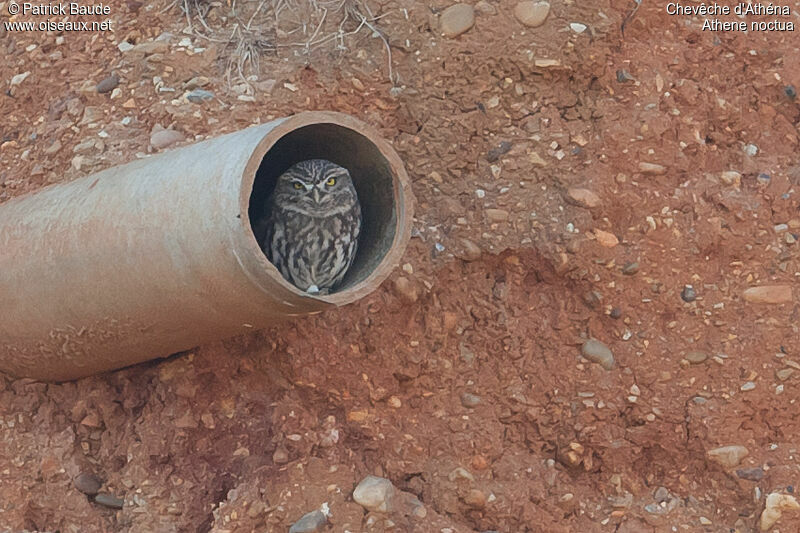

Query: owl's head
[272,159,358,214]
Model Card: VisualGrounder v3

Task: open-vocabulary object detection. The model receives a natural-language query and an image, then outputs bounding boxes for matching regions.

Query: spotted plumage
[261,159,362,295]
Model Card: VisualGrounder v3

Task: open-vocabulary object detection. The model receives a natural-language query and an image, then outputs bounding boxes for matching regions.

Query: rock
[439,4,475,38]
[638,162,667,175]
[460,392,481,408]
[736,467,765,481]
[776,368,795,381]
[685,351,707,364]
[581,339,614,370]
[464,489,486,509]
[94,492,124,509]
[96,74,119,94]
[117,41,134,52]
[393,276,419,304]
[595,229,619,247]
[681,285,697,302]
[289,510,328,533]
[150,129,185,150]
[486,141,512,162]
[610,307,622,319]
[448,467,475,482]
[566,187,601,208]
[622,262,639,275]
[457,238,482,261]
[514,1,550,28]
[707,445,749,468]
[760,492,800,531]
[742,285,792,304]
[740,381,756,391]
[743,143,758,157]
[186,89,214,103]
[353,475,395,512]
[74,472,102,496]
[485,208,509,222]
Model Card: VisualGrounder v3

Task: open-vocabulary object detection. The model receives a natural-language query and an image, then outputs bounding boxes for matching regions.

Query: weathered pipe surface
[0,111,413,381]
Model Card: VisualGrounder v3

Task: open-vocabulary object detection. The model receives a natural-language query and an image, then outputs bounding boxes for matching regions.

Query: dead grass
[171,0,395,88]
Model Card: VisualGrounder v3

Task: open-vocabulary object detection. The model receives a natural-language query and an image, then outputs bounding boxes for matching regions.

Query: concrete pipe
[0,111,413,381]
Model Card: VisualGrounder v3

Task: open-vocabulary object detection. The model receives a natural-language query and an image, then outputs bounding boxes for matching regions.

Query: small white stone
[307,285,320,294]
[118,41,134,53]
[570,22,587,33]
[10,72,30,86]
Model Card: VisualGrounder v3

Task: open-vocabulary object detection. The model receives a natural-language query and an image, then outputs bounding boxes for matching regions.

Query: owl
[261,159,362,295]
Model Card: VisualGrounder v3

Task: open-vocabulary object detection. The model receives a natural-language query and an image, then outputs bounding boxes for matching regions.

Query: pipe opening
[248,123,398,293]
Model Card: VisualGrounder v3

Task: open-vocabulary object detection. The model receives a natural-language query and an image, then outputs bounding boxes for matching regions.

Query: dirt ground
[2,0,800,531]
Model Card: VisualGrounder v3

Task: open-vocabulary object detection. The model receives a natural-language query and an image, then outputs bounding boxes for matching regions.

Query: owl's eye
[293,182,304,190]
[325,177,337,186]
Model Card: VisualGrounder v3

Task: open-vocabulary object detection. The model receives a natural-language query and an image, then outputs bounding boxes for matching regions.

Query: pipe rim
[239,111,414,307]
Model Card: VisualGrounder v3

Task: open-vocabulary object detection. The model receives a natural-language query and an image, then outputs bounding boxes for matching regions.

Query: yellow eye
[293,182,304,190]
[326,177,337,186]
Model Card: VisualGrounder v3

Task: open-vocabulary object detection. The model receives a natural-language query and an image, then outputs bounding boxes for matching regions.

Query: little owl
[260,159,362,295]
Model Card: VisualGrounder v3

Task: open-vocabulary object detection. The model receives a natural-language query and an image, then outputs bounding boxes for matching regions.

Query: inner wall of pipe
[248,124,397,292]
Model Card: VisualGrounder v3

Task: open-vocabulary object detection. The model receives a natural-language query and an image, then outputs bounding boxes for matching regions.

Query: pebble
[581,339,614,370]
[513,1,550,28]
[610,307,622,319]
[742,285,792,304]
[475,1,496,15]
[654,486,671,503]
[616,69,635,83]
[622,262,639,275]
[44,140,62,155]
[289,510,328,533]
[785,84,797,100]
[569,22,587,33]
[566,187,601,208]
[706,445,748,468]
[74,472,102,496]
[457,238,482,262]
[594,229,619,248]
[150,129,185,150]
[117,41,134,52]
[638,162,667,175]
[353,476,395,512]
[736,467,765,481]
[464,489,486,509]
[186,89,214,103]
[681,285,696,302]
[439,4,475,38]
[760,492,800,531]
[776,368,794,381]
[393,276,419,304]
[132,40,169,55]
[94,492,124,509]
[10,72,30,86]
[743,143,758,156]
[96,74,119,94]
[740,381,756,391]
[486,141,512,162]
[685,351,707,364]
[720,170,741,186]
[485,208,509,222]
[461,392,481,408]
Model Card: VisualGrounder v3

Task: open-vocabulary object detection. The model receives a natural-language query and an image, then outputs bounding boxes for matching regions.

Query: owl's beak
[312,189,321,204]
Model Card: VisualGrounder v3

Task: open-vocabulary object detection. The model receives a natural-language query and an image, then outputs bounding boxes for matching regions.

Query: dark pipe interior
[248,123,398,292]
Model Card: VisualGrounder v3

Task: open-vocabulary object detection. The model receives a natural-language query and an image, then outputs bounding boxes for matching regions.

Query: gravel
[581,339,615,370]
